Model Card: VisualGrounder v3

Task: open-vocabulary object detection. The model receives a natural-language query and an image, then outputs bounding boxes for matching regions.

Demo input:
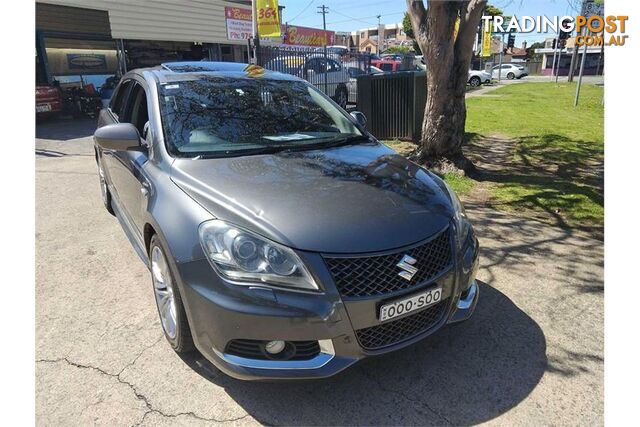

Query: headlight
[443,183,471,247]
[198,220,319,291]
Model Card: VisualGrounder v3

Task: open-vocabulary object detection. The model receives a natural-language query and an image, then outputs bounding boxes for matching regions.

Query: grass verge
[386,82,604,235]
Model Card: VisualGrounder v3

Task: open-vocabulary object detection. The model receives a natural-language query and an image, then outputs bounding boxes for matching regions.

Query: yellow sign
[256,0,281,38]
[482,22,492,57]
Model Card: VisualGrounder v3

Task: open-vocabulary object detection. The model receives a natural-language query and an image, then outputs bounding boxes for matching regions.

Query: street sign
[581,0,604,19]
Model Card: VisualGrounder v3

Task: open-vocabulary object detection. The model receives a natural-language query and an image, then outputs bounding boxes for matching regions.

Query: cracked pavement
[36,119,603,426]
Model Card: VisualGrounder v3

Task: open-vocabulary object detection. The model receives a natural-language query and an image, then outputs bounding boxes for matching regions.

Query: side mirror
[350,111,367,127]
[94,123,142,151]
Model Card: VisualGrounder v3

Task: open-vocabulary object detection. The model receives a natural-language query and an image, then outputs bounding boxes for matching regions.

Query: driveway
[36,119,603,426]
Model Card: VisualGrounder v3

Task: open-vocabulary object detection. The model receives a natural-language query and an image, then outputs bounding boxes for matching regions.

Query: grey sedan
[93,62,479,380]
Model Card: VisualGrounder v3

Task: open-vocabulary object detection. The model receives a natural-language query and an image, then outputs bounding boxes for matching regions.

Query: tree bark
[406,0,487,164]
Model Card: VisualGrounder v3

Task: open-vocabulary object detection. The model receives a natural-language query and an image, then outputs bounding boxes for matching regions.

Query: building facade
[349,23,409,54]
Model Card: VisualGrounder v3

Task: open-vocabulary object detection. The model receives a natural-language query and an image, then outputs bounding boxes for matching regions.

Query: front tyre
[468,76,481,87]
[149,235,194,353]
[507,72,515,80]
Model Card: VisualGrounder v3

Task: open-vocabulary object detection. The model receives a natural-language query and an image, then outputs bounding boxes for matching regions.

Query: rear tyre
[507,72,515,80]
[149,235,194,353]
[97,156,115,216]
[468,76,481,87]
[334,85,348,110]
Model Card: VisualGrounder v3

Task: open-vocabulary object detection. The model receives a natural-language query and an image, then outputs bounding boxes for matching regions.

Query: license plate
[36,104,51,113]
[379,287,442,322]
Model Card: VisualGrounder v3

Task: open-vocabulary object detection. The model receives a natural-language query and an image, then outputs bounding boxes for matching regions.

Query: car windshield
[158,77,363,157]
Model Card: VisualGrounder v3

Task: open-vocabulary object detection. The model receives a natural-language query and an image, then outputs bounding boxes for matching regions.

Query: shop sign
[225,6,253,40]
[283,25,335,47]
[256,0,281,38]
[67,54,107,70]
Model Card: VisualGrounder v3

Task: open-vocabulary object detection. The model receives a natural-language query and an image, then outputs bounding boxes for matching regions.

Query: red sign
[283,25,335,47]
[225,7,253,40]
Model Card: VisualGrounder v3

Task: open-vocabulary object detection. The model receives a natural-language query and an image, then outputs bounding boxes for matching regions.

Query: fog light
[264,340,286,354]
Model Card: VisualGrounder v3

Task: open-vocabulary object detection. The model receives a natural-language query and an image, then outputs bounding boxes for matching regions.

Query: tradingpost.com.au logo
[481,15,629,47]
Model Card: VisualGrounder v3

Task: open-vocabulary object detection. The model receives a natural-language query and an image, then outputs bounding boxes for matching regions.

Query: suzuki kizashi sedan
[94,62,479,380]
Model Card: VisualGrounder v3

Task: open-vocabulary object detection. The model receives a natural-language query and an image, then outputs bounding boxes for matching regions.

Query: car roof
[129,61,302,84]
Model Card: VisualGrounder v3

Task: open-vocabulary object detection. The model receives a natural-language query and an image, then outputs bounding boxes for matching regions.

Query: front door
[108,81,151,237]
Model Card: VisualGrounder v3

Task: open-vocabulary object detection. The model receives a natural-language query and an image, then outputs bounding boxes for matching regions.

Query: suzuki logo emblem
[396,255,418,281]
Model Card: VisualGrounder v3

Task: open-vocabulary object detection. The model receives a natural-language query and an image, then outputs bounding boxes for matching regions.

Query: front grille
[324,227,453,298]
[225,340,320,361]
[356,299,449,350]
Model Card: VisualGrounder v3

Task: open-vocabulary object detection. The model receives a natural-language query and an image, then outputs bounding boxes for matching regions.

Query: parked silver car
[93,62,479,380]
[264,55,350,108]
[346,64,384,103]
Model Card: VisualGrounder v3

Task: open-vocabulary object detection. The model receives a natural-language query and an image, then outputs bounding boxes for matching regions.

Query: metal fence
[356,71,426,142]
[256,45,372,107]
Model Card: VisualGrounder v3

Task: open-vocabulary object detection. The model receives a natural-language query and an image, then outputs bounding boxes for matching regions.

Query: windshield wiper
[310,134,371,149]
[192,145,290,159]
[190,135,372,159]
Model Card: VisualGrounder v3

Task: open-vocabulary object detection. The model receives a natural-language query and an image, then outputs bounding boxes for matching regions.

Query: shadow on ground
[464,133,604,238]
[36,117,97,141]
[179,282,547,425]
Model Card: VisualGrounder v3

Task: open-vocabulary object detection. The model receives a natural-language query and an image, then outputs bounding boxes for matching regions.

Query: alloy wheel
[151,245,178,339]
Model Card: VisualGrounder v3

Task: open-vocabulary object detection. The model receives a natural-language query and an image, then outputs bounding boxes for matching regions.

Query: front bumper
[175,235,480,381]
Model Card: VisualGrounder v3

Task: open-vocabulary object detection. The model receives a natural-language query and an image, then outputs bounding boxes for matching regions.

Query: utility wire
[287,0,315,24]
[328,7,376,26]
[326,11,405,26]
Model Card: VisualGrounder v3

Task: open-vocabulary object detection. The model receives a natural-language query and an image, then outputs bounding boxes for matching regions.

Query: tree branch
[405,0,428,45]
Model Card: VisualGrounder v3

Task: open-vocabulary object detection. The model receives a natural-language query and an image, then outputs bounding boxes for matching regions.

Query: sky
[280,0,583,45]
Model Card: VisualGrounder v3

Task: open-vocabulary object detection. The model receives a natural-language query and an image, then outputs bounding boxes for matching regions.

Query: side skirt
[110,193,149,267]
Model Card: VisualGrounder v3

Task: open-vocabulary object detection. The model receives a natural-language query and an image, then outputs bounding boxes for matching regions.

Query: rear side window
[110,80,132,118]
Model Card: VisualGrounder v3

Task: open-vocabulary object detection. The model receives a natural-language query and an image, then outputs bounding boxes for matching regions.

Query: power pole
[574,31,589,107]
[568,27,582,82]
[497,33,505,82]
[251,0,260,64]
[550,36,559,80]
[317,5,329,95]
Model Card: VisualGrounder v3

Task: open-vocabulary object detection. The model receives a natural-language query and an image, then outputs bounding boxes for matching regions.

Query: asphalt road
[36,118,604,426]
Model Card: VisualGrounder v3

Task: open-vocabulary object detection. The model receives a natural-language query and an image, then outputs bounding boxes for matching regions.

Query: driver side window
[121,83,150,140]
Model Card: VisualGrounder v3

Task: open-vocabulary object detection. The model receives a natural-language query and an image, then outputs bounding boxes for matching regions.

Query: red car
[370,59,403,73]
[36,85,63,118]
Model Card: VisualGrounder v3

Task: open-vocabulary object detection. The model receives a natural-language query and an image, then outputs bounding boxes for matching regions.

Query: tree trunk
[406,0,487,165]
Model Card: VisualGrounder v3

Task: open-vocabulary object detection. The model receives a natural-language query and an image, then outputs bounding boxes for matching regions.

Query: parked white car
[491,63,529,80]
[468,69,492,87]
[264,55,350,108]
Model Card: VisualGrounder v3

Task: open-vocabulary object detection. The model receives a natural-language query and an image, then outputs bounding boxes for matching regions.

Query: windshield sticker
[262,133,317,141]
[164,84,180,90]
